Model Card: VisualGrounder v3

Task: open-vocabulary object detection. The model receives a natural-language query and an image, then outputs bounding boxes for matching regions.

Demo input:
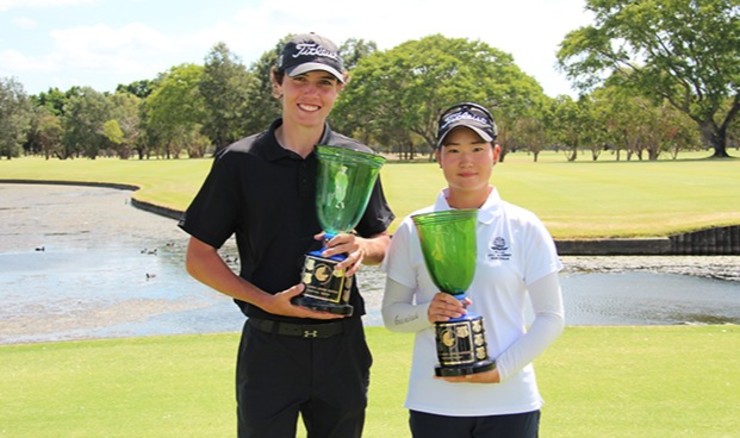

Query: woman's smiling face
[436,126,500,197]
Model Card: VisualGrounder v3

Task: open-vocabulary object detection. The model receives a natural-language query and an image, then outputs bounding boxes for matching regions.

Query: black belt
[248,318,345,339]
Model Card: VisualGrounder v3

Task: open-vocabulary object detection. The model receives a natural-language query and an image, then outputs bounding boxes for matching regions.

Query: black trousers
[409,409,540,438]
[236,318,372,438]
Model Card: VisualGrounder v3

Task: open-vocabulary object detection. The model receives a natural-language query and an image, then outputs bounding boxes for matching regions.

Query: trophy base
[292,295,354,317]
[434,313,494,377]
[435,359,496,377]
[298,251,353,316]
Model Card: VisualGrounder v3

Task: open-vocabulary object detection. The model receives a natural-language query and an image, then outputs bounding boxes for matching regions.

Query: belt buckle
[303,329,319,338]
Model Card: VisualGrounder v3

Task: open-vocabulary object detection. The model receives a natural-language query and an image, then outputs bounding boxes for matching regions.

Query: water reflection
[560,271,739,325]
[0,183,738,344]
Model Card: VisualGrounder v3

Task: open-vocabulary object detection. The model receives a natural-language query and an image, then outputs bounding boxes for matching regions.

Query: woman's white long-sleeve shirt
[382,188,564,416]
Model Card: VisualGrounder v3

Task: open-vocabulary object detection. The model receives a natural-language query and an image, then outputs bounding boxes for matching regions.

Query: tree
[115,79,155,99]
[339,38,377,71]
[509,116,547,162]
[25,106,63,159]
[32,87,67,116]
[199,42,254,152]
[591,85,648,161]
[647,101,700,160]
[557,0,739,158]
[241,38,287,136]
[334,34,546,160]
[0,77,33,159]
[144,63,207,158]
[60,87,113,159]
[546,95,595,162]
[105,91,142,159]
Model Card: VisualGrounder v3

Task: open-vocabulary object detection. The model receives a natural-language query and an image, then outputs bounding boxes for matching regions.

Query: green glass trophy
[295,144,386,316]
[412,209,496,377]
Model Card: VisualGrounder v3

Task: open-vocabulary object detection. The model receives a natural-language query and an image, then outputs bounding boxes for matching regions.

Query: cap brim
[437,123,494,148]
[286,63,345,83]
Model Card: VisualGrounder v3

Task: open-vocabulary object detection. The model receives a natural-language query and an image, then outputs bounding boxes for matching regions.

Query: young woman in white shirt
[382,102,565,437]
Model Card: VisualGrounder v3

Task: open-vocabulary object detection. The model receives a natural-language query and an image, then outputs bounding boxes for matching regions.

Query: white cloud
[1,0,593,96]
[0,0,96,11]
[0,49,56,73]
[12,16,38,29]
[48,22,179,73]
[206,0,592,96]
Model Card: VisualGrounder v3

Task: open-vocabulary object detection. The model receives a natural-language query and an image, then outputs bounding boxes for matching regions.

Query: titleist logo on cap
[277,33,345,83]
[291,42,340,61]
[441,111,489,130]
[436,102,497,147]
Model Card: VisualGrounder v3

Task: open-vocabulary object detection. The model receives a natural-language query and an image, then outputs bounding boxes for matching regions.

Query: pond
[1,183,738,344]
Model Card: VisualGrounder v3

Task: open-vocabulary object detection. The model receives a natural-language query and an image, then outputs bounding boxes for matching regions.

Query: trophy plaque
[412,209,496,377]
[294,144,386,316]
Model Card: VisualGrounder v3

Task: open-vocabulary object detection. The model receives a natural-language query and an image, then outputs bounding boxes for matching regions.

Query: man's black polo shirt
[178,119,395,322]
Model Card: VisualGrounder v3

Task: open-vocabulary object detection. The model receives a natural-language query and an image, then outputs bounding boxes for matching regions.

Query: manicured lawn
[1,152,738,436]
[1,151,739,238]
[382,151,740,238]
[0,325,737,437]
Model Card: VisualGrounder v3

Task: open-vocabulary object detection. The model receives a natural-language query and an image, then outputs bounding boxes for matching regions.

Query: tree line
[1,0,737,162]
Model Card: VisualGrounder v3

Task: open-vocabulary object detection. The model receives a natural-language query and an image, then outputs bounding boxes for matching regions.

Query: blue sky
[0,0,593,97]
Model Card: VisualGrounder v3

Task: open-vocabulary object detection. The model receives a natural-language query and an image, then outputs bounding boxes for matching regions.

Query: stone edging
[1,179,182,220]
[556,238,670,256]
[129,198,182,221]
[1,178,139,191]
[3,179,738,255]
[556,227,740,255]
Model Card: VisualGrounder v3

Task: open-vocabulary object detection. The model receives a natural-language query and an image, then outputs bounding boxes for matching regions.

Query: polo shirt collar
[433,187,502,224]
[262,118,333,162]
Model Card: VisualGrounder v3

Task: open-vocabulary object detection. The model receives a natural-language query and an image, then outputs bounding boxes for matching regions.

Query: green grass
[538,325,739,437]
[1,151,739,238]
[0,156,210,209]
[2,151,738,437]
[1,326,737,437]
[384,151,740,238]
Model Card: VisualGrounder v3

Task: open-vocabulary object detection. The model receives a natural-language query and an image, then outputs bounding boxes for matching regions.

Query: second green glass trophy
[412,209,496,377]
[294,144,386,316]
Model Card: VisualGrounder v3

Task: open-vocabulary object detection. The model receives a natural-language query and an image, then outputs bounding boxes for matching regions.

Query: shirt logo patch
[487,237,512,261]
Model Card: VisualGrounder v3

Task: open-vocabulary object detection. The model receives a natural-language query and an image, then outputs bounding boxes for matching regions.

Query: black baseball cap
[277,33,345,83]
[436,102,498,148]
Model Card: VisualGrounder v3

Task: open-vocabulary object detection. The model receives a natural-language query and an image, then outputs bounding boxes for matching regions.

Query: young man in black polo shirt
[178,33,394,437]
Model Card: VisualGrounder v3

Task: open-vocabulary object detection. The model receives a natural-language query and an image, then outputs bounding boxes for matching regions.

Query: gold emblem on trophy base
[474,334,484,346]
[441,329,456,347]
[455,325,470,338]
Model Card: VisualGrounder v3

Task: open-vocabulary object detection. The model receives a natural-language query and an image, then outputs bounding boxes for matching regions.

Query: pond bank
[3,178,740,257]
[1,183,738,345]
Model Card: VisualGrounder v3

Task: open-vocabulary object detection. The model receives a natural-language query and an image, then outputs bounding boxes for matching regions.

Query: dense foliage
[1,5,737,161]
[557,0,738,158]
